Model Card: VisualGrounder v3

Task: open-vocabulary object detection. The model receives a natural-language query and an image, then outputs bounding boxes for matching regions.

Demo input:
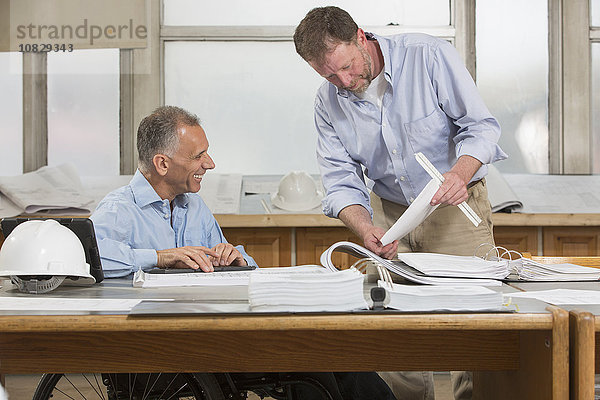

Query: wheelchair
[32,372,336,400]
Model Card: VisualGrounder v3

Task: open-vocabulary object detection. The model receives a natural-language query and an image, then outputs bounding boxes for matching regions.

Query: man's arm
[430,155,482,206]
[338,204,398,259]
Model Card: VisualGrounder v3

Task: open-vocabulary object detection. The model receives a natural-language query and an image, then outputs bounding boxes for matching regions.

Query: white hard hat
[0,219,95,293]
[271,171,323,211]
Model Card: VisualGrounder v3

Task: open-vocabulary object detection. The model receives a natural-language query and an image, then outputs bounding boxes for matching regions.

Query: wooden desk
[0,281,569,400]
[509,282,600,400]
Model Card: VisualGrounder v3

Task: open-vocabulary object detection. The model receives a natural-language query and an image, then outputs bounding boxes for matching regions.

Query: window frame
[16,0,598,176]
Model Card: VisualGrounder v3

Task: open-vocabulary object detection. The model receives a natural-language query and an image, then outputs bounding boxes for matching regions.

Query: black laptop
[1,217,104,283]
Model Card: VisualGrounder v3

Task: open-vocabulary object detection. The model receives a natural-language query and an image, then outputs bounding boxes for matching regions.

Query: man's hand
[211,243,247,266]
[363,225,399,259]
[338,205,398,259]
[156,246,220,272]
[430,155,482,206]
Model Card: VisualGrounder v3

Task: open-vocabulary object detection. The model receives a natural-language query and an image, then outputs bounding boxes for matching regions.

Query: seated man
[92,105,256,276]
[92,105,396,400]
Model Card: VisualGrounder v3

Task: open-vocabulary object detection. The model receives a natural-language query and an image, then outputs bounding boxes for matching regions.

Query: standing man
[92,106,256,277]
[294,6,507,400]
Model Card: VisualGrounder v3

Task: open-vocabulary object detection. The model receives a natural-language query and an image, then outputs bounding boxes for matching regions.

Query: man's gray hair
[137,106,200,173]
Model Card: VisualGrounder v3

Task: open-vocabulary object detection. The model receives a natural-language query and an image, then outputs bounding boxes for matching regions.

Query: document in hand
[512,259,600,281]
[248,267,368,312]
[380,179,440,246]
[377,282,504,312]
[320,241,502,286]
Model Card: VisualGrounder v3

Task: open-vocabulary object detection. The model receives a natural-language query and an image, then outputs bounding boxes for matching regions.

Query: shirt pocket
[182,229,208,247]
[404,108,451,158]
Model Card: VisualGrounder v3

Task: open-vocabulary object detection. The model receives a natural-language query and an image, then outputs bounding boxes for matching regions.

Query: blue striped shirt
[315,32,507,218]
[91,170,257,277]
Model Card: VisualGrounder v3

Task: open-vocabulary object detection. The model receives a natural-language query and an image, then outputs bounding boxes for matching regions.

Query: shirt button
[164,214,169,218]
[400,176,406,181]
[382,123,387,128]
[392,149,397,155]
[409,197,415,203]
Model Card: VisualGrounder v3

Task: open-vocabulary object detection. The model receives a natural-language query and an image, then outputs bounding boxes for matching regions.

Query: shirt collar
[130,170,163,208]
[129,170,191,209]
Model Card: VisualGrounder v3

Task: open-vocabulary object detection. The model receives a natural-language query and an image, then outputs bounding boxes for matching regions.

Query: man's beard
[345,46,373,94]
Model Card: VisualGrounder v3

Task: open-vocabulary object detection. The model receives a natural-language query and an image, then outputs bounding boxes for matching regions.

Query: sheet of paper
[0,163,93,216]
[82,175,133,213]
[380,179,441,245]
[198,174,242,214]
[486,164,523,212]
[504,174,600,213]
[506,289,600,304]
[0,297,172,311]
[0,192,23,219]
[243,180,279,194]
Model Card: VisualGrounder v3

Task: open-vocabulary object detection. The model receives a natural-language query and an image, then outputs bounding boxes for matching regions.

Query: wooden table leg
[473,306,569,400]
[569,310,595,400]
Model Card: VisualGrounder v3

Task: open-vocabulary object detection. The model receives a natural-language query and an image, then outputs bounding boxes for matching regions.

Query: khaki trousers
[372,180,494,400]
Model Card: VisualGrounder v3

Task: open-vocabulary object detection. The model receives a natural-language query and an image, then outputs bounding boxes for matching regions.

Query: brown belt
[467,179,483,189]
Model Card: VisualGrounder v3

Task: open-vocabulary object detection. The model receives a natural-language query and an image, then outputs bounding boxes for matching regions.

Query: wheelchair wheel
[33,372,225,400]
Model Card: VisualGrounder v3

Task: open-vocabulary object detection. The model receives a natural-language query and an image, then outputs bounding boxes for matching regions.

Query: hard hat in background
[271,171,323,211]
[0,219,95,294]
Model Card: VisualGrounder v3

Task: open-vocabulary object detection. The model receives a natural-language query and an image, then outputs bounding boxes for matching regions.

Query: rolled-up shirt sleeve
[315,97,372,218]
[431,40,507,165]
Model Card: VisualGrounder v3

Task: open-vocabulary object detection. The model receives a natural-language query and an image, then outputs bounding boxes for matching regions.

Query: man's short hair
[293,6,358,64]
[137,106,200,173]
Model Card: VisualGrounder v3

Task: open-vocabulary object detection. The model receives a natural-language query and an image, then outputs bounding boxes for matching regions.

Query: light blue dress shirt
[314,32,507,218]
[91,170,257,278]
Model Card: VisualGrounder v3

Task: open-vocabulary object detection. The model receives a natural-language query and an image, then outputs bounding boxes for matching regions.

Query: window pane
[592,0,600,26]
[592,43,600,173]
[476,0,549,173]
[164,0,450,26]
[0,52,23,176]
[165,41,324,175]
[47,49,119,176]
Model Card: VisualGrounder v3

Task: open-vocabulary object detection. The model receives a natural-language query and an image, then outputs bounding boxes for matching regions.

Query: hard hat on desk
[0,219,95,293]
[271,171,323,211]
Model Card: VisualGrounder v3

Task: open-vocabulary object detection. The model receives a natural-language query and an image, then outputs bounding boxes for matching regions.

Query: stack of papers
[512,259,600,281]
[397,253,511,280]
[378,282,504,312]
[507,289,600,305]
[321,241,502,286]
[248,267,368,312]
[133,269,253,288]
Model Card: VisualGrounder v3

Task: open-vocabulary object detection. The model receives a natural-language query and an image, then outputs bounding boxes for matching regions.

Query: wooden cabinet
[542,227,600,256]
[493,226,539,255]
[493,226,600,256]
[296,227,361,269]
[222,228,291,267]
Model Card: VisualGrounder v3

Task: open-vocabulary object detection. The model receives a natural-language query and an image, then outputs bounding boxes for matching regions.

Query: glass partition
[47,49,119,176]
[476,0,549,173]
[0,52,23,176]
[164,0,450,26]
